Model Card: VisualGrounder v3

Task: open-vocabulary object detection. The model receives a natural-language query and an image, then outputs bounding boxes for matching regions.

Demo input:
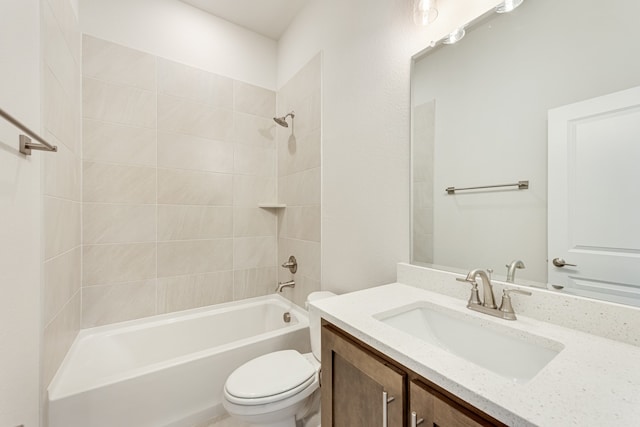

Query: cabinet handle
[411,411,425,427]
[382,391,395,427]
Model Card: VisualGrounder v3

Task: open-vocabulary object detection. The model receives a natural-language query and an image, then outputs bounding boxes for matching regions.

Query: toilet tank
[305,291,336,361]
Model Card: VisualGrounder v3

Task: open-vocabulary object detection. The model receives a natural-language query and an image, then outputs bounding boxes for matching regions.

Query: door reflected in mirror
[410,0,640,306]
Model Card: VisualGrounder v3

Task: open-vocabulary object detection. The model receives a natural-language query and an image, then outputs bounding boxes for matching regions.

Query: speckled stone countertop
[310,283,640,427]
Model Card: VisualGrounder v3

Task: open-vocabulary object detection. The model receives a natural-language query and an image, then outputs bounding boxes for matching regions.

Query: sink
[374,303,563,383]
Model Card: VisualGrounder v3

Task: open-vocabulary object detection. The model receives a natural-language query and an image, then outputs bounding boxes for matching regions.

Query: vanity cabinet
[321,321,506,427]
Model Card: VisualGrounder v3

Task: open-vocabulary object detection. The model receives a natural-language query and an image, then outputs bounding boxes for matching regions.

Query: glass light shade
[496,0,524,13]
[413,0,439,26]
[442,27,466,45]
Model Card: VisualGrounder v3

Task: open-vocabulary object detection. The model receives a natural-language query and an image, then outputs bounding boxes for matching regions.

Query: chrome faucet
[275,280,295,292]
[457,268,531,320]
[505,259,526,283]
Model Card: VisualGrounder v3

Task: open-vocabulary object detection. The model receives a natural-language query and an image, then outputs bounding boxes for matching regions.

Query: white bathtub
[48,294,310,427]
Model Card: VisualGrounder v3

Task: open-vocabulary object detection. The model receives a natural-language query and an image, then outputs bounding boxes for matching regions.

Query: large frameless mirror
[411,0,640,306]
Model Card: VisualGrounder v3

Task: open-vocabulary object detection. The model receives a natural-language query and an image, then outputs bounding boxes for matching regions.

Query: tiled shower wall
[81,35,278,328]
[277,54,322,307]
[41,0,82,399]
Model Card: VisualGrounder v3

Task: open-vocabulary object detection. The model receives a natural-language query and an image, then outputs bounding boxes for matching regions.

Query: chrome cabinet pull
[411,411,425,427]
[552,258,577,267]
[382,391,395,427]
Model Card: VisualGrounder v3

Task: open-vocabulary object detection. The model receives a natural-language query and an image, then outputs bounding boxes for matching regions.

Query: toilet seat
[224,350,317,406]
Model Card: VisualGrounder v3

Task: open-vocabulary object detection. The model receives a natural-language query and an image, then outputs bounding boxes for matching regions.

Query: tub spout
[276,280,295,292]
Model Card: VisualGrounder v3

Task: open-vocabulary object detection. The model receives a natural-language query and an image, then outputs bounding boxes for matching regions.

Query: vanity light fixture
[413,0,439,26]
[442,27,466,44]
[496,0,524,14]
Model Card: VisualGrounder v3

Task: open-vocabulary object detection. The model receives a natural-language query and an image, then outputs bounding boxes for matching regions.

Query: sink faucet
[505,259,525,283]
[459,269,497,309]
[457,268,531,320]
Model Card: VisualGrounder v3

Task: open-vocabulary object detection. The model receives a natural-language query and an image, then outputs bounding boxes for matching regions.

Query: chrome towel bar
[446,180,528,195]
[0,107,57,155]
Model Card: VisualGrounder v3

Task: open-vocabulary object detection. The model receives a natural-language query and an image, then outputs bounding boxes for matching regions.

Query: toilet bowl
[222,291,335,427]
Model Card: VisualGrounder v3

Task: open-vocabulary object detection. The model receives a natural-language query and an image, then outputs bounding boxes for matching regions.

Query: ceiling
[180,0,311,40]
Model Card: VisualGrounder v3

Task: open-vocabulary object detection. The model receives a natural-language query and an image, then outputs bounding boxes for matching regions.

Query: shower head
[273,111,295,128]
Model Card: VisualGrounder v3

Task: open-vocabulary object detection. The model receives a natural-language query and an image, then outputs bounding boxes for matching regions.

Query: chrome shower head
[273,111,295,128]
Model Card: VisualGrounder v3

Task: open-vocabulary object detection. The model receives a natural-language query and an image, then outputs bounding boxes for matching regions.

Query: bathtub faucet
[276,280,295,292]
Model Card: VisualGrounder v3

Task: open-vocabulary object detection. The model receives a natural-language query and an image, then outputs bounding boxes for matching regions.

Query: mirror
[410,0,640,306]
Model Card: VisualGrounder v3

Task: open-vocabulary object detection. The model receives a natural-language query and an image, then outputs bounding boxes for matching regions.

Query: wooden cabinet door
[321,324,406,427]
[410,380,502,427]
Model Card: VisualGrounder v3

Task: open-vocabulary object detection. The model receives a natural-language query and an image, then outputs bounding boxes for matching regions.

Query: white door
[548,86,640,306]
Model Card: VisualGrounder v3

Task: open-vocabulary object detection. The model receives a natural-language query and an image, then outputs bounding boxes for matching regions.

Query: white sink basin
[374,303,563,383]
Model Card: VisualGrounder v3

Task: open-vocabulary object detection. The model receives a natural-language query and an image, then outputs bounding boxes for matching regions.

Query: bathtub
[48,294,310,427]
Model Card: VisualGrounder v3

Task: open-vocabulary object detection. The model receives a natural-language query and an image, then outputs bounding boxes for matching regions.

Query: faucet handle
[499,288,532,320]
[456,277,481,305]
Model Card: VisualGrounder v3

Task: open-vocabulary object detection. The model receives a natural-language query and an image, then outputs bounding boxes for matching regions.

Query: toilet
[222,291,335,427]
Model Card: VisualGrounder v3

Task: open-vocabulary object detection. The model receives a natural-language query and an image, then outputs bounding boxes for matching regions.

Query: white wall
[80,0,278,90]
[277,0,500,293]
[0,1,42,425]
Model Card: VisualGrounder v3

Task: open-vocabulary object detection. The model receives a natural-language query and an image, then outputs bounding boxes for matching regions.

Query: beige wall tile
[157,271,234,314]
[44,197,80,260]
[278,167,320,206]
[83,204,156,244]
[83,243,156,286]
[233,267,277,300]
[233,175,276,207]
[46,0,81,64]
[158,205,232,241]
[83,119,157,167]
[158,168,233,206]
[43,247,81,326]
[81,280,157,328]
[42,0,82,401]
[278,128,320,176]
[157,131,234,174]
[278,237,320,282]
[233,236,276,270]
[158,58,233,109]
[42,291,80,388]
[234,144,275,177]
[43,142,81,201]
[285,205,321,242]
[234,81,275,119]
[83,35,156,90]
[157,239,233,277]
[83,161,156,204]
[233,208,277,237]
[43,1,78,103]
[233,112,276,147]
[44,67,80,153]
[157,94,233,142]
[83,77,156,128]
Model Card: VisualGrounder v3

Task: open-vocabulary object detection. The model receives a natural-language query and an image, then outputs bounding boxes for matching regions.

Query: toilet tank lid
[225,350,315,400]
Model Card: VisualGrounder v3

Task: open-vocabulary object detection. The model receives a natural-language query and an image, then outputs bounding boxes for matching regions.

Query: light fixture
[413,0,439,26]
[496,0,524,14]
[442,27,466,45]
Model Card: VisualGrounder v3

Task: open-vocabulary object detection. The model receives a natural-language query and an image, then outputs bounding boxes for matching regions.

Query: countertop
[310,283,640,427]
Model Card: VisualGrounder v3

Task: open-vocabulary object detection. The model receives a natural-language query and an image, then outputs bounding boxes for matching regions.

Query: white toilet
[222,291,335,427]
